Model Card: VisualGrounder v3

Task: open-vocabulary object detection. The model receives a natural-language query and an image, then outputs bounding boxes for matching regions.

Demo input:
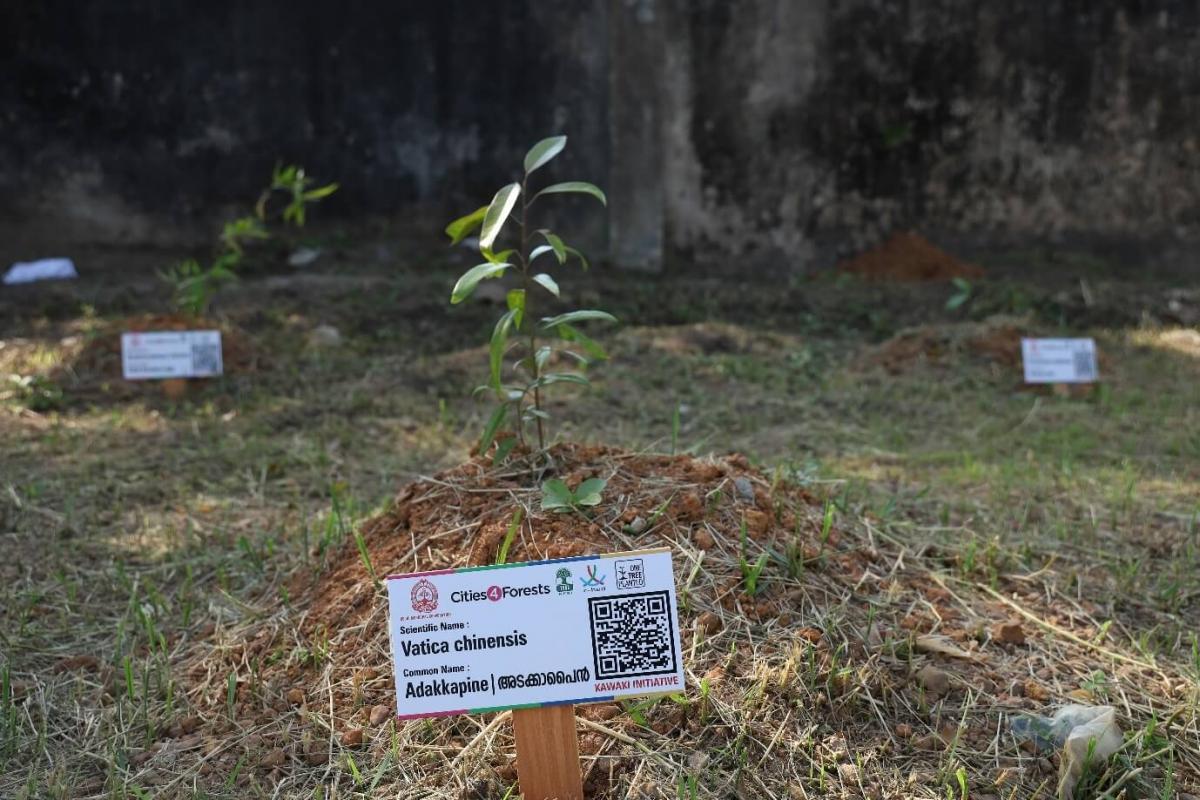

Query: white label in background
[1021,338,1098,383]
[3,257,78,285]
[385,548,684,720]
[121,331,223,380]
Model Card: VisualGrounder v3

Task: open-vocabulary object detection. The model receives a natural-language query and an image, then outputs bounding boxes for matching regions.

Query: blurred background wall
[2,0,1198,270]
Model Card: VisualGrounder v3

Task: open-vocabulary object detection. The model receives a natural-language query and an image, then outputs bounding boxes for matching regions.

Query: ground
[1,235,1198,799]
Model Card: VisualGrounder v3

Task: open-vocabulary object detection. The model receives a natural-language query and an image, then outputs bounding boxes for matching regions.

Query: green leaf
[541,309,618,328]
[478,404,507,453]
[479,183,522,250]
[506,289,525,328]
[556,323,607,360]
[302,183,339,201]
[532,273,560,297]
[557,349,590,367]
[283,199,305,226]
[524,136,567,175]
[535,346,553,371]
[493,436,517,464]
[564,245,590,271]
[534,181,606,206]
[482,247,514,265]
[540,479,574,511]
[451,262,511,304]
[445,206,488,245]
[539,230,567,264]
[529,245,556,264]
[533,372,590,388]
[490,309,518,390]
[495,507,522,565]
[574,478,606,507]
[272,164,299,188]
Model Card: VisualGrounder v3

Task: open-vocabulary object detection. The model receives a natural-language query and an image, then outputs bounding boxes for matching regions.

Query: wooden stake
[512,705,583,800]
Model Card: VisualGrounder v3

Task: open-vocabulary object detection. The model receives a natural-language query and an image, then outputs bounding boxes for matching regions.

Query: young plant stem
[518,175,546,452]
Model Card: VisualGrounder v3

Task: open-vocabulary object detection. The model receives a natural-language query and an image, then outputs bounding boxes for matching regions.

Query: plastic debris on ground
[287,247,322,267]
[1011,704,1124,800]
[3,258,78,285]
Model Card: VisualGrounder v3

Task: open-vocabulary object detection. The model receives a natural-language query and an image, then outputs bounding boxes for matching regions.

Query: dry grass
[1,261,1198,799]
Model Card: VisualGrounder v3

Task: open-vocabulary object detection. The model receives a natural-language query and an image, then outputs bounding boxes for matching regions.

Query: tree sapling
[445,135,614,457]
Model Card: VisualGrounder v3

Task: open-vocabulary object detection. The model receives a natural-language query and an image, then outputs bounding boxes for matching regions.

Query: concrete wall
[3,1,1198,269]
[0,1,609,248]
[661,0,1200,269]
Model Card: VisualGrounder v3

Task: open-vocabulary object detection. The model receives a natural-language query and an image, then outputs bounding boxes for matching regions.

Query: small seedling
[495,508,523,565]
[738,517,769,595]
[160,164,336,316]
[123,656,136,704]
[945,278,973,311]
[743,552,768,595]
[256,163,339,228]
[817,501,835,557]
[355,529,378,588]
[671,402,682,455]
[621,696,660,727]
[540,478,606,513]
[1,664,16,762]
[446,135,614,456]
[345,753,364,786]
[950,767,969,800]
[224,754,247,789]
[697,676,712,723]
[219,216,269,255]
[158,255,237,317]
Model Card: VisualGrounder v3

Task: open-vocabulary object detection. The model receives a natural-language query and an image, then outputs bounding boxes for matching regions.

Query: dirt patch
[864,317,1113,400]
[618,321,802,359]
[863,316,1031,375]
[171,444,1196,797]
[838,231,985,283]
[52,313,261,403]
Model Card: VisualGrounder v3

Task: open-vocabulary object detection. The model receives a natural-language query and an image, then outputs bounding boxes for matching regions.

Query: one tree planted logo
[410,579,439,613]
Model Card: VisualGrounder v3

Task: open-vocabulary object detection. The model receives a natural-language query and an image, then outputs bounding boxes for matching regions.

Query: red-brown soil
[864,318,1027,375]
[53,313,260,402]
[837,231,985,282]
[172,445,1195,795]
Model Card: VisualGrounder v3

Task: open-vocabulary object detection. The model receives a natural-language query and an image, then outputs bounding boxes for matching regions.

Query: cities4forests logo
[410,579,439,613]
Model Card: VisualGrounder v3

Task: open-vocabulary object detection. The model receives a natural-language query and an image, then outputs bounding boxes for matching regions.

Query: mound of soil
[620,322,800,358]
[53,313,260,402]
[863,316,1029,375]
[865,317,1109,399]
[837,231,985,283]
[170,444,1196,797]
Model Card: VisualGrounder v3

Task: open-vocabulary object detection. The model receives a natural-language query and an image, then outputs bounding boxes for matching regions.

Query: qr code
[588,591,677,680]
[190,343,222,376]
[1073,349,1096,380]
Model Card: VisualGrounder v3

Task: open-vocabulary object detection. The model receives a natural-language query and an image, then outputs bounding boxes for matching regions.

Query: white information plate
[386,548,684,720]
[1021,338,1098,384]
[121,330,223,380]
